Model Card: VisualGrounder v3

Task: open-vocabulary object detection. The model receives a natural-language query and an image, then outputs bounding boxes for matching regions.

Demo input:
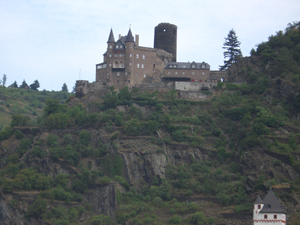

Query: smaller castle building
[253,190,286,224]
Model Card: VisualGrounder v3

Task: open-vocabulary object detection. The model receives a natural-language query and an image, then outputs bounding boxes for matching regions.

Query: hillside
[0,87,72,129]
[0,22,300,225]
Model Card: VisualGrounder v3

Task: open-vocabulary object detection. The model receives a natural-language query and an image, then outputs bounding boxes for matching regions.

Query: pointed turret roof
[125,28,134,42]
[254,195,263,204]
[107,29,115,43]
[259,189,285,213]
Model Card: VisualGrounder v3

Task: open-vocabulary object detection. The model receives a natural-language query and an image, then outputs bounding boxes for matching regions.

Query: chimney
[119,34,121,40]
[135,35,139,46]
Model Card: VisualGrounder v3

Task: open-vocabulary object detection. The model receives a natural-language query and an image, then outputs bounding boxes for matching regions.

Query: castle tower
[253,195,264,222]
[106,29,115,83]
[154,23,177,62]
[124,28,135,89]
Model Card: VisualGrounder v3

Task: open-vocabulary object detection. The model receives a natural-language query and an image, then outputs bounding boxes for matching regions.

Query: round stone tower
[154,23,177,62]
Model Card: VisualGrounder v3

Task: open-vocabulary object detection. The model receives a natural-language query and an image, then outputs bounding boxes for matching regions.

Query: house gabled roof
[254,195,264,204]
[107,29,115,43]
[125,28,134,42]
[259,190,285,213]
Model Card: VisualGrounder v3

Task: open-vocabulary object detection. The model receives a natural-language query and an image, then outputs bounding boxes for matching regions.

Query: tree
[2,74,7,87]
[30,80,40,90]
[62,83,68,92]
[9,81,18,88]
[219,29,242,71]
[19,80,29,89]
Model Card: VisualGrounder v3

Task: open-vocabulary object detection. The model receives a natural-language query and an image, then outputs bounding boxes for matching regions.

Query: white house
[253,189,286,224]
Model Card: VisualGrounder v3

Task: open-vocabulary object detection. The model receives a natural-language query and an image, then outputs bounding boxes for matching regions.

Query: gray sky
[0,0,299,91]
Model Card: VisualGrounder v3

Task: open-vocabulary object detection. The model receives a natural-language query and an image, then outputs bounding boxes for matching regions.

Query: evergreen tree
[61,83,68,92]
[219,29,242,71]
[2,74,7,87]
[19,80,29,89]
[30,80,40,91]
[9,81,18,88]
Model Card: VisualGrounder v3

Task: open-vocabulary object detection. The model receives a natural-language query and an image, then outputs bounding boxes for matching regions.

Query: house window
[141,64,144,68]
[142,55,145,59]
[274,215,277,219]
[117,72,120,76]
[136,54,139,58]
[137,63,140,68]
[144,74,146,78]
[264,215,268,219]
[258,205,261,209]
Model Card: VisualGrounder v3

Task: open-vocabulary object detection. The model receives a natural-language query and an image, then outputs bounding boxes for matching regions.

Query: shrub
[189,212,208,225]
[26,196,47,218]
[14,130,24,139]
[168,215,181,224]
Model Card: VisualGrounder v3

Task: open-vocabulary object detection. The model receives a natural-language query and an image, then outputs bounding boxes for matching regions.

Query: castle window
[141,64,144,68]
[264,215,268,219]
[182,71,185,75]
[107,73,109,76]
[163,29,166,32]
[137,63,140,68]
[113,61,119,68]
[103,64,107,68]
[202,64,205,68]
[128,80,130,83]
[192,72,195,75]
[144,74,146,78]
[117,72,120,76]
[258,205,261,209]
[130,53,132,57]
[136,73,139,76]
[116,45,119,49]
[109,45,112,49]
[97,65,102,69]
[120,61,124,68]
[192,64,195,68]
[99,79,101,81]
[175,72,178,74]
[136,54,139,58]
[120,53,124,57]
[114,53,119,57]
[183,65,185,68]
[109,63,111,67]
[120,45,123,48]
[274,215,277,219]
[109,54,112,57]
[168,71,171,74]
[142,55,145,59]
[202,72,205,75]
[125,72,127,75]
[153,64,155,68]
[129,62,132,65]
[169,65,172,68]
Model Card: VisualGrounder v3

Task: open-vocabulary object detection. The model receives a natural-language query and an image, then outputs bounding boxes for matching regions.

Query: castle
[76,23,226,97]
[253,190,286,224]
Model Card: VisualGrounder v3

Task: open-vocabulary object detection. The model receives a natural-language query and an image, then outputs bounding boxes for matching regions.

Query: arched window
[113,61,119,68]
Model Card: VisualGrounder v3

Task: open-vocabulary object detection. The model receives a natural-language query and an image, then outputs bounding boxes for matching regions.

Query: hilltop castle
[76,23,226,97]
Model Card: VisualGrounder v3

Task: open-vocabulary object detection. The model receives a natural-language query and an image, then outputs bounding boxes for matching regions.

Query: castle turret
[154,23,177,62]
[124,28,135,89]
[253,195,264,222]
[106,29,115,84]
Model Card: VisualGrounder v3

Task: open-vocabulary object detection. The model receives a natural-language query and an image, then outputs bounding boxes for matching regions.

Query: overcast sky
[0,0,299,91]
